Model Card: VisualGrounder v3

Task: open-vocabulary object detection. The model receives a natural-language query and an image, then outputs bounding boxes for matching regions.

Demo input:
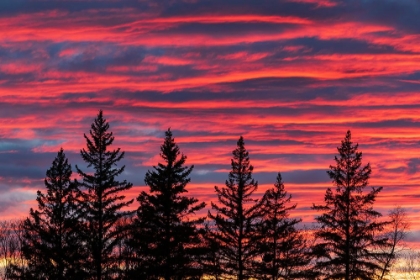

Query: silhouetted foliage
[376,206,409,280]
[1,220,25,280]
[113,216,137,280]
[18,149,86,279]
[208,136,265,280]
[76,110,133,280]
[129,129,206,280]
[4,121,416,279]
[199,224,224,280]
[312,130,389,280]
[254,173,313,280]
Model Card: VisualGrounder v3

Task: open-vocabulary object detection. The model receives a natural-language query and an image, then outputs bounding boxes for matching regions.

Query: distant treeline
[0,111,409,280]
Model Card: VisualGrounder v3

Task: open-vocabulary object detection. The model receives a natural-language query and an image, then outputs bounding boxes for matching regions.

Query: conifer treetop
[262,173,297,219]
[43,147,71,196]
[160,128,182,163]
[228,136,256,189]
[328,130,372,191]
[80,110,123,170]
[146,128,194,195]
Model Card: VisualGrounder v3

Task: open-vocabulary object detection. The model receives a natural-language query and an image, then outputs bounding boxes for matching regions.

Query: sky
[1,0,420,243]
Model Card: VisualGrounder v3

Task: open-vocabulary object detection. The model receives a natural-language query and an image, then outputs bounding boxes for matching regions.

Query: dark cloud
[154,22,294,38]
[407,158,420,175]
[55,45,146,73]
[355,119,420,129]
[0,0,151,16]
[346,0,420,34]
[280,169,329,184]
[159,0,345,21]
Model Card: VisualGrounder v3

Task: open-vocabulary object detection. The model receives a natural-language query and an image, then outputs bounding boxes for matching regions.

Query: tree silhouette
[20,148,86,279]
[5,220,26,280]
[0,220,25,279]
[129,129,206,279]
[113,216,137,280]
[312,130,389,280]
[255,173,313,280]
[76,110,133,280]
[377,206,409,280]
[208,136,265,279]
[200,224,224,280]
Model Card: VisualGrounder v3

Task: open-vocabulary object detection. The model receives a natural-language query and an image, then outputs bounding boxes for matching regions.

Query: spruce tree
[20,148,86,279]
[255,173,312,280]
[312,130,389,280]
[208,136,265,279]
[130,129,206,279]
[76,110,133,280]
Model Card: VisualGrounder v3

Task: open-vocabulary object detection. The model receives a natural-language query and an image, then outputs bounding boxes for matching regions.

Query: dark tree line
[2,111,404,280]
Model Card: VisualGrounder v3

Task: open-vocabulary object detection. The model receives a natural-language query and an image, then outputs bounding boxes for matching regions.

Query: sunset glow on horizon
[1,0,420,247]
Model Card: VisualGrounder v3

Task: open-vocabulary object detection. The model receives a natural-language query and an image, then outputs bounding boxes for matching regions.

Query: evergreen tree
[76,110,133,280]
[255,173,312,280]
[200,224,224,280]
[312,130,389,280]
[20,148,86,279]
[208,136,265,280]
[129,129,206,280]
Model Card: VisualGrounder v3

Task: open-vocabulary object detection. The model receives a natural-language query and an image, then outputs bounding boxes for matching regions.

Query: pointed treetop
[337,130,359,157]
[263,172,295,212]
[80,110,120,169]
[275,172,283,185]
[229,136,254,184]
[234,136,246,155]
[345,130,351,140]
[329,130,370,190]
[163,128,174,146]
[91,109,108,131]
[166,127,172,137]
[343,130,354,146]
[272,173,286,194]
[45,147,72,190]
[238,135,244,146]
[232,136,248,160]
[160,128,181,164]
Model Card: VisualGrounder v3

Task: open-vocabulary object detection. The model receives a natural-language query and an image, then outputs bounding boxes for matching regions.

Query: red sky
[1,0,420,243]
